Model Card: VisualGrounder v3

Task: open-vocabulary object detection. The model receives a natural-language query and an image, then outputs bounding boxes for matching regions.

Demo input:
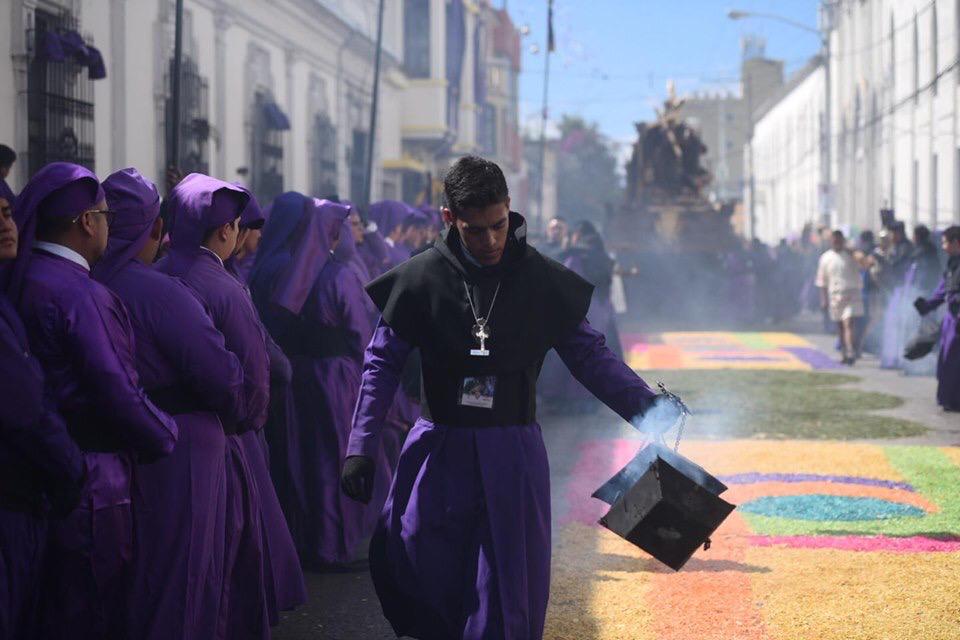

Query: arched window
[913,13,920,102]
[310,114,337,197]
[27,8,96,175]
[890,15,896,90]
[164,57,210,175]
[251,92,285,204]
[932,1,939,94]
[404,0,430,78]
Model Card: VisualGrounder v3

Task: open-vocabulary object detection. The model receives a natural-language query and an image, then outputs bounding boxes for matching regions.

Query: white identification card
[459,376,496,409]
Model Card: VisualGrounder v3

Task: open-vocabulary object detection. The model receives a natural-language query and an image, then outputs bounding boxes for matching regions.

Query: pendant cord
[463,280,502,325]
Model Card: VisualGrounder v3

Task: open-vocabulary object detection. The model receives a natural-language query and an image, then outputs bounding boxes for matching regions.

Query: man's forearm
[554,319,657,421]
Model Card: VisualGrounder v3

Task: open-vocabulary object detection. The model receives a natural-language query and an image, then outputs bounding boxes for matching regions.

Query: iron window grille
[311,114,338,197]
[163,57,210,175]
[251,92,284,204]
[26,8,96,176]
[348,129,368,203]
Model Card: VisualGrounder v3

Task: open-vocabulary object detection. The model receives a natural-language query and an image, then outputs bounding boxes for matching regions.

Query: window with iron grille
[27,9,95,176]
[164,57,210,175]
[349,129,368,203]
[404,0,431,78]
[478,104,497,155]
[251,92,284,204]
[311,114,337,197]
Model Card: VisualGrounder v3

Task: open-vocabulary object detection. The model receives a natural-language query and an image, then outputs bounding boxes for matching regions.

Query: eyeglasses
[0,205,11,217]
[72,209,116,228]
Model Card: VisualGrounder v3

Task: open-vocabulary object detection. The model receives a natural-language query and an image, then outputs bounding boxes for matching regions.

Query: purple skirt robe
[97,260,247,640]
[287,259,381,565]
[16,252,177,640]
[0,295,83,640]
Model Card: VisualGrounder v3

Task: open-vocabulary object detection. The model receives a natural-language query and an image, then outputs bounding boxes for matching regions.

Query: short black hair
[35,212,76,241]
[0,145,15,169]
[914,224,931,243]
[832,229,845,240]
[943,226,960,244]
[443,156,508,215]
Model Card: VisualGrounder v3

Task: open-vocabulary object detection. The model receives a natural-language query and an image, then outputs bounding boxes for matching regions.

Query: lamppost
[728,6,833,235]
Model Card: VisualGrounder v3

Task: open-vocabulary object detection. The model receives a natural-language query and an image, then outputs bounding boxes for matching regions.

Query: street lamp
[727,9,824,39]
[728,7,833,235]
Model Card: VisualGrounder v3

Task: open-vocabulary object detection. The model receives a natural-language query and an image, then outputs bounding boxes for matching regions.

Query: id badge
[459,376,496,409]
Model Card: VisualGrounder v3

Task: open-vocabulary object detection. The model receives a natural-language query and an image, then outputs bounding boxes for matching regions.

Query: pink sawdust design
[749,534,960,553]
[562,438,642,526]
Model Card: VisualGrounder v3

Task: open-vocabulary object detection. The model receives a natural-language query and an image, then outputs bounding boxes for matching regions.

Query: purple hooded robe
[923,257,960,410]
[156,173,276,639]
[8,162,178,639]
[257,197,383,566]
[224,187,307,623]
[0,292,83,640]
[91,168,249,640]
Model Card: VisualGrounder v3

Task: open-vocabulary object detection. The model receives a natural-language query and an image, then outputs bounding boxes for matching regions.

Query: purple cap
[1,162,102,300]
[163,173,249,276]
[92,168,162,283]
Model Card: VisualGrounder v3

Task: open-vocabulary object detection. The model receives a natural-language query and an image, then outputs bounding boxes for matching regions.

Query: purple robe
[93,168,248,640]
[0,294,83,640]
[156,174,276,638]
[925,272,960,410]
[336,222,416,491]
[225,216,308,623]
[258,197,383,566]
[8,163,178,640]
[19,252,178,639]
[348,319,656,639]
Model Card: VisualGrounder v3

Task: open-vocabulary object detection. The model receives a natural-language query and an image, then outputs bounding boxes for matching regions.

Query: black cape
[366,211,593,427]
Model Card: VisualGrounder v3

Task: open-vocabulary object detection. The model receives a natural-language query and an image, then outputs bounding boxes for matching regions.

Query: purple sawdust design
[700,355,787,362]
[783,347,843,370]
[719,472,915,492]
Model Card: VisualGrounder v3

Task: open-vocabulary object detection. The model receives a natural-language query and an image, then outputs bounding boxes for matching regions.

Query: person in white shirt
[816,229,865,364]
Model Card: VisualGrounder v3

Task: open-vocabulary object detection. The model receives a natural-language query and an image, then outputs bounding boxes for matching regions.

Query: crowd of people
[0,148,678,640]
[809,220,960,411]
[0,142,458,639]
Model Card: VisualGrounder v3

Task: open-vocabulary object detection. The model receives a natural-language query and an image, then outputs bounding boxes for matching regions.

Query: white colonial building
[750,58,825,244]
[746,0,960,241]
[0,0,524,207]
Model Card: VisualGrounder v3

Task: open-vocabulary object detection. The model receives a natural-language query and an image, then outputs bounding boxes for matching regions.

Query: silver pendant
[470,319,490,357]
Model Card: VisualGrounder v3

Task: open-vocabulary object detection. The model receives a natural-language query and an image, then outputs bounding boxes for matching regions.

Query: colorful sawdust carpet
[623,332,841,371]
[547,439,960,640]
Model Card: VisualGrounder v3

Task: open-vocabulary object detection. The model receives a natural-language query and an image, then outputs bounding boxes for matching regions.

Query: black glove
[341,455,375,504]
[914,297,931,316]
[630,394,683,435]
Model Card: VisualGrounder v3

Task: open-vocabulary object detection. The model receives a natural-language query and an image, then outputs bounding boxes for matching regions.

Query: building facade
[750,58,825,244]
[0,0,525,208]
[744,0,960,241]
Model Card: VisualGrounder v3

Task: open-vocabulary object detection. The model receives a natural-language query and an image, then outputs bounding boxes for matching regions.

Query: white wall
[752,65,824,244]
[831,0,960,233]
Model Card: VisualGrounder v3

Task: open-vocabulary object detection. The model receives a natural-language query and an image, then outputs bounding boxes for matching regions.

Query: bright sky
[507,0,822,145]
